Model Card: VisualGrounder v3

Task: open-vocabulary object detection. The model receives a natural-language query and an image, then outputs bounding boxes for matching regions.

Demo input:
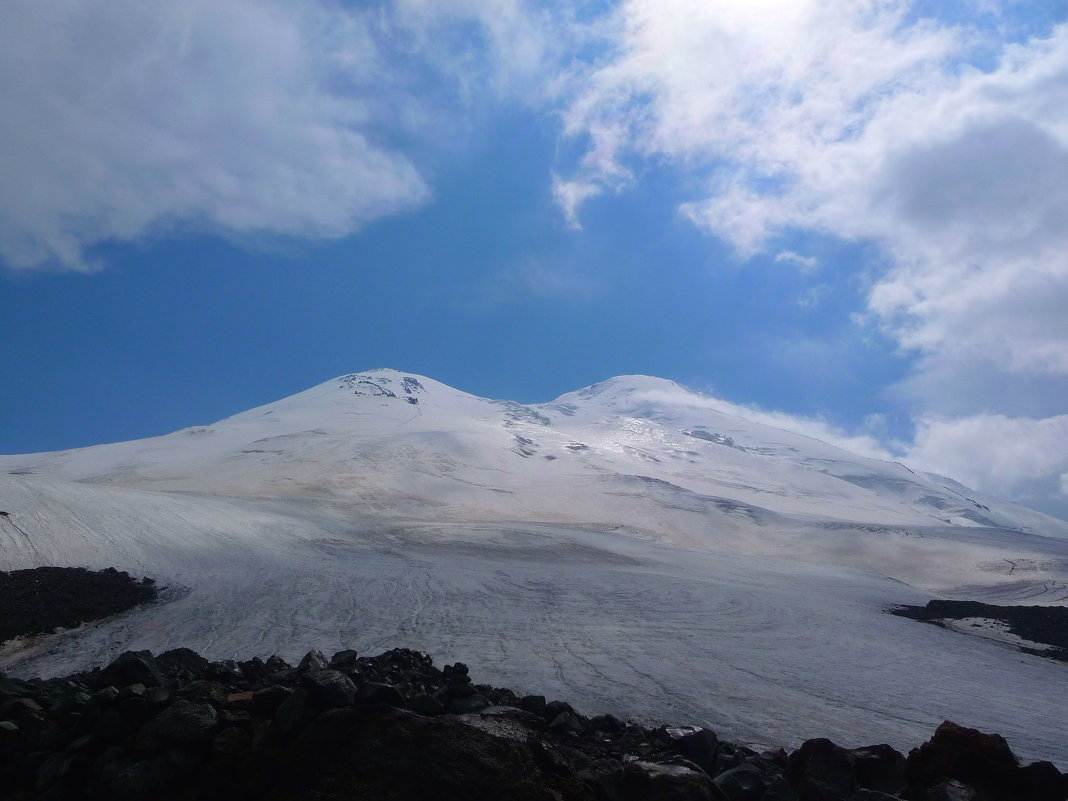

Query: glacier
[1,369,1066,764]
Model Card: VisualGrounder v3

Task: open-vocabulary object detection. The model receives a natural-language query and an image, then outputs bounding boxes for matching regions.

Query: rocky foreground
[0,646,1064,801]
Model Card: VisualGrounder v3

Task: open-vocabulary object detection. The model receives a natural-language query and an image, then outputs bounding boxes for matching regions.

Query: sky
[2,0,1068,520]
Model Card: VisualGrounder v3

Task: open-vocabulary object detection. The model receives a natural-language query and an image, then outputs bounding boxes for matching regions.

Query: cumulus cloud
[635,385,1068,518]
[0,0,439,271]
[905,413,1068,501]
[553,1,1068,514]
[0,0,570,272]
[5,0,1067,516]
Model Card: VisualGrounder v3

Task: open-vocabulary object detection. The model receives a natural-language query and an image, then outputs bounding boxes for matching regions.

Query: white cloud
[554,1,1068,514]
[558,0,960,222]
[552,177,603,229]
[0,0,573,272]
[905,413,1068,500]
[638,384,1068,518]
[775,250,818,271]
[0,0,438,272]
[630,388,893,461]
[555,2,1068,388]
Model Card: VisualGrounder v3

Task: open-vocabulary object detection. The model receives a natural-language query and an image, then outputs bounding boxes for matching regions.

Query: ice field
[2,370,1067,764]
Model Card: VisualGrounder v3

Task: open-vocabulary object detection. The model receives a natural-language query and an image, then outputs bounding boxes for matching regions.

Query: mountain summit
[3,370,1068,764]
[3,369,1063,543]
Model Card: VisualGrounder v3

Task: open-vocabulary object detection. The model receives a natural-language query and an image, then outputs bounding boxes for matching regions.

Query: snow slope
[2,370,1067,764]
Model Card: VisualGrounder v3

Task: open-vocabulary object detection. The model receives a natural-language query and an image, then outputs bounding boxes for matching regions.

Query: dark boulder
[98,651,165,689]
[787,738,856,801]
[905,720,1063,801]
[302,669,357,708]
[204,659,245,687]
[658,725,720,777]
[93,707,133,743]
[1020,761,1068,801]
[849,744,905,796]
[157,648,209,682]
[177,679,228,708]
[238,656,271,686]
[0,675,32,701]
[849,790,901,800]
[576,759,626,801]
[411,693,445,716]
[150,699,218,743]
[197,704,595,800]
[297,649,329,676]
[356,682,405,708]
[329,649,360,673]
[0,696,43,719]
[714,763,773,800]
[275,688,315,737]
[443,662,471,685]
[922,780,978,800]
[762,776,799,800]
[623,759,721,800]
[450,693,492,714]
[264,655,292,672]
[521,694,548,717]
[253,685,294,714]
[18,715,63,751]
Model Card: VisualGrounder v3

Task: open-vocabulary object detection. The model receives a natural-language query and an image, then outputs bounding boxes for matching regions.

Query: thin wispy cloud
[629,387,894,461]
[466,259,600,311]
[775,251,819,271]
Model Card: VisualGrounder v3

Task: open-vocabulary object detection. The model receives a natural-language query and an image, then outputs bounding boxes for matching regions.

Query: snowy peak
[2,369,1067,542]
[336,371,427,404]
[567,374,688,400]
[554,374,692,415]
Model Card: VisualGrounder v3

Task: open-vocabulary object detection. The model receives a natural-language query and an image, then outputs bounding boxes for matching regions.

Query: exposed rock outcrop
[0,646,1063,800]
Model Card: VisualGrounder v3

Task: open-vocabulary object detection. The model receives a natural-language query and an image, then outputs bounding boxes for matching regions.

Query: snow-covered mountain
[3,370,1068,764]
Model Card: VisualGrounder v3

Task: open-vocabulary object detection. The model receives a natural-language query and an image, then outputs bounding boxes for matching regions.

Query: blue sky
[2,0,1067,519]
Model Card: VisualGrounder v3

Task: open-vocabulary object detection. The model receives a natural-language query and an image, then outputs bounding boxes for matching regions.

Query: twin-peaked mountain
[3,370,1068,765]
[3,369,1061,537]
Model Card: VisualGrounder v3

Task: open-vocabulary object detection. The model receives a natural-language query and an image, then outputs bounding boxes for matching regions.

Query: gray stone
[151,700,218,743]
[99,651,165,689]
[449,693,491,714]
[411,693,445,716]
[623,760,718,800]
[356,682,405,707]
[275,688,314,736]
[177,680,228,708]
[714,764,772,800]
[297,649,329,676]
[849,790,901,801]
[329,649,360,673]
[922,781,978,801]
[303,669,356,707]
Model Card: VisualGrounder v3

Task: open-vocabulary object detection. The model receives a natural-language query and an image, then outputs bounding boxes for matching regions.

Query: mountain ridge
[3,369,1068,765]
[3,369,1064,541]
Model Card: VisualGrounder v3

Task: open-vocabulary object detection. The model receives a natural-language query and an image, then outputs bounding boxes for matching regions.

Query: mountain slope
[4,369,1064,533]
[3,370,1068,765]
[4,369,1066,597]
